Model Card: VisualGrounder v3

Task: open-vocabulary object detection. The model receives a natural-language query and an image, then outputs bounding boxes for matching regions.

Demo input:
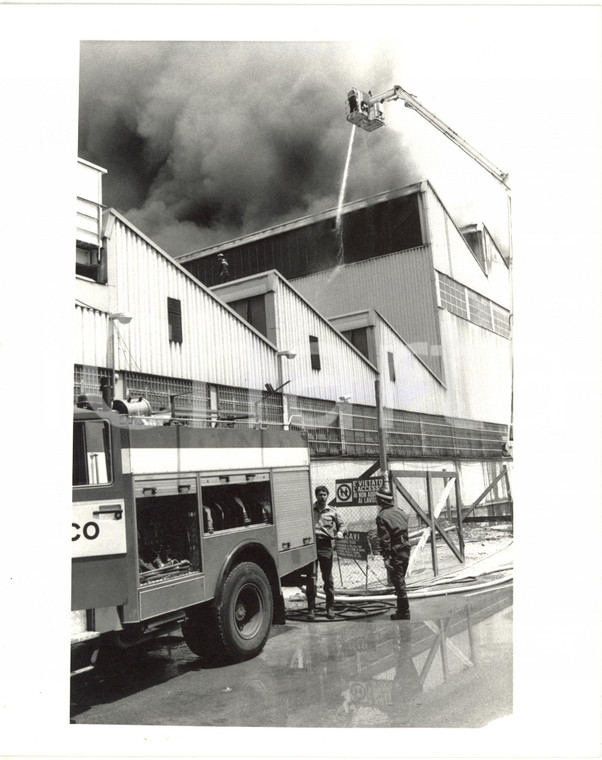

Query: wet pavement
[70,584,512,728]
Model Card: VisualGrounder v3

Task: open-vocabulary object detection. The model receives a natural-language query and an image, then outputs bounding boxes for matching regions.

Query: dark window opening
[230,294,267,337]
[341,327,370,360]
[167,297,183,343]
[76,243,104,283]
[179,192,424,286]
[462,229,487,273]
[387,352,396,382]
[309,335,321,371]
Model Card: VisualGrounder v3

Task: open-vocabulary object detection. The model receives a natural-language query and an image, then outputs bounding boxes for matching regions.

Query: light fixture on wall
[338,395,352,403]
[109,311,133,324]
[277,349,297,359]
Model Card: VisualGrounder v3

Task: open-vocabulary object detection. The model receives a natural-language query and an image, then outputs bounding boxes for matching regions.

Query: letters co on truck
[71,405,316,676]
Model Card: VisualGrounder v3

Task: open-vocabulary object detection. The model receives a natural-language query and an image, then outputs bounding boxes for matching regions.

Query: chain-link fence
[309,460,512,592]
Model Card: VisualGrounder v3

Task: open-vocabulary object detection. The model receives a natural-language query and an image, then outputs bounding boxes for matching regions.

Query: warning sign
[335,530,374,560]
[335,477,386,506]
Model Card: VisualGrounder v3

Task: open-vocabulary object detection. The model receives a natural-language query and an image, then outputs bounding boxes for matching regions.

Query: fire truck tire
[181,609,216,659]
[215,562,273,661]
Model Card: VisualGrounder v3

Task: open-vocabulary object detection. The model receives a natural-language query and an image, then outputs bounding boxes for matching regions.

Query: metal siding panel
[109,216,278,391]
[378,319,450,417]
[292,246,443,379]
[438,311,511,423]
[426,186,511,308]
[277,283,376,405]
[74,306,109,367]
[77,161,103,205]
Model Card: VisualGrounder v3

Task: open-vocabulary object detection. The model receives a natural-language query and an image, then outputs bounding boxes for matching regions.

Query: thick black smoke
[78,41,425,255]
[79,41,509,258]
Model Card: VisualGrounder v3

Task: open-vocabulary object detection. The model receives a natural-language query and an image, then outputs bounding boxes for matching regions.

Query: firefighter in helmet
[375,485,411,620]
[217,253,230,283]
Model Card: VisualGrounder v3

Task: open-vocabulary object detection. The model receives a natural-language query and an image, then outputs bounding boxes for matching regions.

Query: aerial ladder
[345,85,510,191]
[345,83,513,455]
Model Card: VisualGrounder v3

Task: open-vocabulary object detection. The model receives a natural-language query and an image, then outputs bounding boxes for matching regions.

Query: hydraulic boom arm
[346,85,509,189]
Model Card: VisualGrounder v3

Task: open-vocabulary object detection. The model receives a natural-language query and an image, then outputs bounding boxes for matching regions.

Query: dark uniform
[375,487,411,620]
[306,485,347,620]
[217,254,230,283]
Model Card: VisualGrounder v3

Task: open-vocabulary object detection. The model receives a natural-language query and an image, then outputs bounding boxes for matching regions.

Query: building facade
[176,180,513,518]
[75,160,512,522]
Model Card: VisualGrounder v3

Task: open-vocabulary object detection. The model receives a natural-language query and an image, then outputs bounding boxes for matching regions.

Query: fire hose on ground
[287,542,513,621]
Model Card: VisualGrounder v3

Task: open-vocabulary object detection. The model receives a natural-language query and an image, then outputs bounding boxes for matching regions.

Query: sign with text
[335,477,386,507]
[335,530,374,560]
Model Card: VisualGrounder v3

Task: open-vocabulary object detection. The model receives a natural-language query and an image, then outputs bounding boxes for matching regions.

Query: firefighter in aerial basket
[375,486,411,620]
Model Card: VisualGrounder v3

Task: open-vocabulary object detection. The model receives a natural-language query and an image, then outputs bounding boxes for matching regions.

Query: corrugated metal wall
[425,185,511,308]
[77,160,104,247]
[376,317,450,416]
[107,215,279,391]
[74,304,109,367]
[291,245,444,380]
[438,310,511,424]
[276,279,377,405]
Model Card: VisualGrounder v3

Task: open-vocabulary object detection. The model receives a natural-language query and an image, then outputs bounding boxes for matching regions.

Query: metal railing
[74,368,508,459]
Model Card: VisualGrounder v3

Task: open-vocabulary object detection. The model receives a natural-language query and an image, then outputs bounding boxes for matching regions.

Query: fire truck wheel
[181,609,215,659]
[216,562,273,661]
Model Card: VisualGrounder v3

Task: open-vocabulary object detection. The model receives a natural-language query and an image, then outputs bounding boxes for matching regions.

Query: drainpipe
[371,316,389,487]
[375,377,389,489]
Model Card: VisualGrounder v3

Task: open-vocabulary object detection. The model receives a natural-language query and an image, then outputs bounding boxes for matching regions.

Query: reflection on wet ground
[71,585,512,727]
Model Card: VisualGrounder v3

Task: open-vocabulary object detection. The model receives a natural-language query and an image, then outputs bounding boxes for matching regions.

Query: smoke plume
[79,41,508,257]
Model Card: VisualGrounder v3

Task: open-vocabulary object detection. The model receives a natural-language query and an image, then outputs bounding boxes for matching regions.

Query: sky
[78,33,517,259]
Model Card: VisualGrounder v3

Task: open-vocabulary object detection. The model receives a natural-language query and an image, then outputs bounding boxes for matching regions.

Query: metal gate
[391,470,465,579]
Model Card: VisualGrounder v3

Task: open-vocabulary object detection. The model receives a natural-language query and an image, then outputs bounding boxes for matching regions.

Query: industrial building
[76,158,284,426]
[177,181,513,517]
[177,181,510,389]
[75,158,512,535]
[75,159,377,440]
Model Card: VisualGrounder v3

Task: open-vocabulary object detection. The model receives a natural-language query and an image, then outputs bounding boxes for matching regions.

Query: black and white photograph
[0,3,600,760]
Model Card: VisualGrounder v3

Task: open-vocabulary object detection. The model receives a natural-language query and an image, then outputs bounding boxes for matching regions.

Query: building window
[76,243,105,283]
[461,229,488,274]
[438,272,468,319]
[437,272,510,339]
[124,371,210,420]
[309,335,321,371]
[387,352,396,382]
[167,297,183,343]
[467,290,493,330]
[73,364,113,404]
[491,303,511,338]
[341,327,370,360]
[230,294,267,337]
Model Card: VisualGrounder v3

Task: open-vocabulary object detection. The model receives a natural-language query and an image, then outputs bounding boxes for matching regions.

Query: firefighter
[375,486,411,620]
[217,253,230,283]
[306,485,347,620]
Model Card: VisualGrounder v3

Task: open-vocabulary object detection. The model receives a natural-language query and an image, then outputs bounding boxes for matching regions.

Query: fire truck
[71,402,316,675]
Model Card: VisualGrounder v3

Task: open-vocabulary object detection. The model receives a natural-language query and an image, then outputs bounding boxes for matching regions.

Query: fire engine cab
[71,403,316,675]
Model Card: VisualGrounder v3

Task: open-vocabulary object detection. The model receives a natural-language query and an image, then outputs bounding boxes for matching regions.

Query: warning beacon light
[345,87,386,132]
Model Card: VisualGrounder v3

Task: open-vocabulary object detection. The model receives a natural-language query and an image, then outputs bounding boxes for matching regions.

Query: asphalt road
[70,584,512,728]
